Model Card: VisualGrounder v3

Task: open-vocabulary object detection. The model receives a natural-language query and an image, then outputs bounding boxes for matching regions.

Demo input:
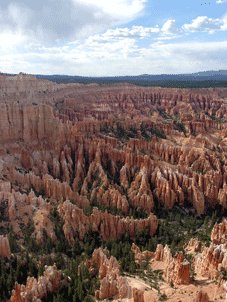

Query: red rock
[211,219,227,244]
[164,248,191,285]
[0,235,11,258]
[194,290,210,302]
[131,243,154,263]
[9,265,63,302]
[59,201,158,242]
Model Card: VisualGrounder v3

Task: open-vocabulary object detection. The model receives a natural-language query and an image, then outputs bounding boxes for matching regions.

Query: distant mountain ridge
[35,70,227,88]
[1,70,227,88]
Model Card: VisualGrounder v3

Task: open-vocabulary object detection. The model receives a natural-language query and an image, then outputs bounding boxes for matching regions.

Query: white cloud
[0,2,226,76]
[1,31,227,76]
[75,0,146,21]
[216,0,227,3]
[183,16,224,33]
[86,25,160,44]
[161,19,178,34]
[221,14,227,30]
[0,0,147,43]
[181,13,227,34]
[0,31,27,52]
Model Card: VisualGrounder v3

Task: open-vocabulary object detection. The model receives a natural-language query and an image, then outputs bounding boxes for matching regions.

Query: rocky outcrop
[0,235,11,258]
[185,238,201,253]
[0,75,226,301]
[131,243,191,286]
[87,248,145,301]
[9,265,63,302]
[0,76,225,221]
[87,248,130,300]
[131,243,154,264]
[153,244,165,261]
[187,220,227,281]
[194,242,227,279]
[194,290,209,302]
[211,219,227,244]
[0,187,56,240]
[58,201,158,242]
[133,288,145,302]
[164,249,191,285]
[0,102,64,144]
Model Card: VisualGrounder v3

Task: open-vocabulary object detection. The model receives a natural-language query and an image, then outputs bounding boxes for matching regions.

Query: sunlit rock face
[86,248,145,301]
[0,75,226,224]
[9,265,63,302]
[194,220,227,280]
[0,74,226,301]
[0,235,11,258]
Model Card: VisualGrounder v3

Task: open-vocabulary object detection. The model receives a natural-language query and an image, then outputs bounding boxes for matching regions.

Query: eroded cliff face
[0,235,11,258]
[0,75,226,301]
[0,75,226,223]
[211,220,227,244]
[9,265,64,302]
[86,248,145,301]
[130,220,227,301]
[193,219,227,280]
[58,200,158,242]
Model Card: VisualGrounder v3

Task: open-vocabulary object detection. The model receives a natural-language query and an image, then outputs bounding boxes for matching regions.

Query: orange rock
[0,235,11,258]
[133,288,145,302]
[194,220,227,280]
[87,248,147,301]
[131,243,154,263]
[194,290,209,302]
[211,219,227,244]
[164,250,191,285]
[9,265,63,302]
[59,201,158,242]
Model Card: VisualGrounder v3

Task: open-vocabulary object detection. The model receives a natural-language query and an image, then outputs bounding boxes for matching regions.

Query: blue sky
[0,0,226,75]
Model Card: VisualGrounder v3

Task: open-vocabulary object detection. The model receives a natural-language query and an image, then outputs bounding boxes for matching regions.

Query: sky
[0,0,227,76]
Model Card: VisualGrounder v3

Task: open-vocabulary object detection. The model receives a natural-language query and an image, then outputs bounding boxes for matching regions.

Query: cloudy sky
[0,0,227,75]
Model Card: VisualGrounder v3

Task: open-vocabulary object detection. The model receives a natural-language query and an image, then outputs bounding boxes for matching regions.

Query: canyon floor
[0,73,226,302]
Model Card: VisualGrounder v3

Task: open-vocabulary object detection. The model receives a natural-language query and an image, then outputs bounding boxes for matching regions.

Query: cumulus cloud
[0,0,147,43]
[161,19,178,34]
[86,25,160,44]
[183,16,219,33]
[183,16,224,33]
[0,1,226,76]
[83,19,178,44]
[1,30,227,76]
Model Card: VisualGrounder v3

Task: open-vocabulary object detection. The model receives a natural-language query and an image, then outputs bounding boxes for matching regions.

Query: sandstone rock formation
[131,243,154,264]
[87,248,145,301]
[164,252,191,285]
[0,235,11,258]
[9,265,63,302]
[59,201,158,242]
[211,219,227,244]
[194,290,209,302]
[185,238,202,253]
[193,220,227,280]
[0,75,226,222]
[0,74,226,301]
[194,241,227,279]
